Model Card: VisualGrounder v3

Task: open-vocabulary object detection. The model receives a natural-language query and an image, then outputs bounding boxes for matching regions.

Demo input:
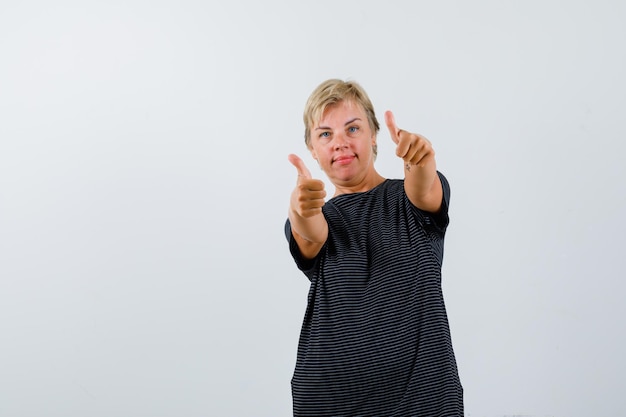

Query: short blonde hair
[303,79,380,151]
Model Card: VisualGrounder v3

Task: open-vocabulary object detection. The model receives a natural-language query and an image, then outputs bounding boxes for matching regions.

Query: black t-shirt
[285,173,463,416]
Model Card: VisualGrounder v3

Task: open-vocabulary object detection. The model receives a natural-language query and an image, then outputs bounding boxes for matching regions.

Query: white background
[1,1,625,416]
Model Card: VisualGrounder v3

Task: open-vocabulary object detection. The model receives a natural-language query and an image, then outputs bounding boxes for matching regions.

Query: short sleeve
[284,219,319,277]
[411,171,451,232]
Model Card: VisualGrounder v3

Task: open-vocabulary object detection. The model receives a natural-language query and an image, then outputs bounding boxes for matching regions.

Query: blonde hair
[303,79,380,153]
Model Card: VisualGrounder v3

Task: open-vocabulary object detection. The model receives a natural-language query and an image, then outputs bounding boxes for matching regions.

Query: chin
[333,173,357,184]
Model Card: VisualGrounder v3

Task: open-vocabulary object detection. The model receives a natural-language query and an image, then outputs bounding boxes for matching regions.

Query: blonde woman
[285,79,463,416]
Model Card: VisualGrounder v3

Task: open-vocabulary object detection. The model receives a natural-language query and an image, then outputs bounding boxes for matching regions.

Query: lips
[333,154,356,165]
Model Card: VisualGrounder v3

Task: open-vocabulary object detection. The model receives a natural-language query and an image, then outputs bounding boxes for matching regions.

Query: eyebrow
[315,118,362,131]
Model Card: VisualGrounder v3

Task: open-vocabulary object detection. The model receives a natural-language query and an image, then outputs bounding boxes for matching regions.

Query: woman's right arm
[288,154,329,259]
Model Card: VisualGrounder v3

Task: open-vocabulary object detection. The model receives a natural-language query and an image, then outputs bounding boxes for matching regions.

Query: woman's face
[309,100,377,188]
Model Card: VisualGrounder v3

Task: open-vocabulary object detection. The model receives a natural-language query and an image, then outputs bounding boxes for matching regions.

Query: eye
[319,131,331,138]
[348,126,359,134]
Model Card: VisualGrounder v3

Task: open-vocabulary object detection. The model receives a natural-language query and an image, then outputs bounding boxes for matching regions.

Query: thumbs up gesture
[385,110,435,169]
[288,154,327,218]
[384,110,442,212]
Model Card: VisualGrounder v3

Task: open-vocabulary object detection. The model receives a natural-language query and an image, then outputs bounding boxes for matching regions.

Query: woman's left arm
[384,110,443,213]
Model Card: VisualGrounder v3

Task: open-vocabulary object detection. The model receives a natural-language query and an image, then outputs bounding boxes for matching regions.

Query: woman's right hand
[288,154,326,218]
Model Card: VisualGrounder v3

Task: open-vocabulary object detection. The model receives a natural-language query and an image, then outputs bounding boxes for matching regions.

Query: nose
[333,133,348,150]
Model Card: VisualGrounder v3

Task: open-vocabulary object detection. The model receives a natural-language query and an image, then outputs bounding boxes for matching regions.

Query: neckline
[331,178,390,200]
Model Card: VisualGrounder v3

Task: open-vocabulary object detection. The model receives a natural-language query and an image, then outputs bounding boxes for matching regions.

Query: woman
[285,79,463,416]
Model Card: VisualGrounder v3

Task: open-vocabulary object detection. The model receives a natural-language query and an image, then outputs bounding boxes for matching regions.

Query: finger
[299,178,326,192]
[384,110,400,144]
[407,138,434,166]
[299,193,326,209]
[405,143,424,165]
[288,154,312,179]
[395,136,411,160]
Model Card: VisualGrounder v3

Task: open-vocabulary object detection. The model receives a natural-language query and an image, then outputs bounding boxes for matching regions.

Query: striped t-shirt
[285,173,463,416]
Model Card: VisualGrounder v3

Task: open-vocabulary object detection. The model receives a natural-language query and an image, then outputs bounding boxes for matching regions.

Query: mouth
[333,154,356,165]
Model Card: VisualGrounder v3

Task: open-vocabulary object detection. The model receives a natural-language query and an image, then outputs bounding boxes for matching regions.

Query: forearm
[288,208,328,244]
[404,159,442,213]
[288,209,328,260]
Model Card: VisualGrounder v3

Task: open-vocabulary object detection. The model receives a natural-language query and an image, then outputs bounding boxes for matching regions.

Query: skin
[288,99,443,259]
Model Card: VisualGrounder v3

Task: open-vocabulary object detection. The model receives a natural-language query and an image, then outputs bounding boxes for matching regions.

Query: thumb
[384,110,400,144]
[288,154,312,179]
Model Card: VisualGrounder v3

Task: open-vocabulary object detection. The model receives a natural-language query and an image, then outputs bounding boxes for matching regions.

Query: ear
[310,148,318,160]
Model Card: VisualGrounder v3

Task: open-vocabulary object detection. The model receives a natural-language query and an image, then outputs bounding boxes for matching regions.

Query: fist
[385,111,435,167]
[288,154,326,218]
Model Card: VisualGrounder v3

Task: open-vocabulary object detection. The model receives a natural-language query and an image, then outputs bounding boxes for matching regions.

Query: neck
[333,171,386,197]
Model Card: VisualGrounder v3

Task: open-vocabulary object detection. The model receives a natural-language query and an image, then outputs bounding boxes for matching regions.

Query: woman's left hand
[384,110,435,168]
